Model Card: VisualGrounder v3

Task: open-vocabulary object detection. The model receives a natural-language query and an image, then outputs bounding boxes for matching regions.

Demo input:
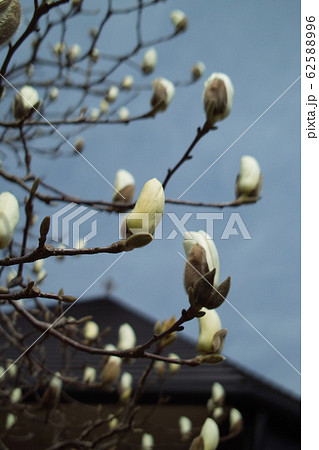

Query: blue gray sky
[1,1,300,395]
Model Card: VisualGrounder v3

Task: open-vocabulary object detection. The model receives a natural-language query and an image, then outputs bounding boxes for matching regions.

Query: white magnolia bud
[84,321,99,341]
[117,323,136,351]
[121,178,165,247]
[74,137,85,153]
[213,407,224,420]
[141,433,154,449]
[191,61,206,80]
[47,372,63,406]
[10,387,22,403]
[235,155,262,198]
[121,75,134,90]
[212,382,225,405]
[90,47,99,62]
[6,269,17,286]
[13,85,40,119]
[119,371,133,402]
[113,169,135,204]
[168,353,180,375]
[6,360,17,378]
[150,78,175,112]
[106,85,119,102]
[36,268,47,284]
[5,413,17,430]
[74,237,86,250]
[154,360,166,377]
[101,344,122,385]
[67,44,81,62]
[118,106,130,121]
[83,366,96,384]
[33,259,44,274]
[203,72,234,125]
[90,107,100,121]
[0,0,21,46]
[0,192,19,249]
[200,418,219,450]
[197,308,222,355]
[53,41,65,56]
[108,414,118,430]
[49,86,59,101]
[229,408,243,432]
[170,9,188,31]
[100,99,109,114]
[141,48,157,74]
[183,230,220,287]
[179,416,192,439]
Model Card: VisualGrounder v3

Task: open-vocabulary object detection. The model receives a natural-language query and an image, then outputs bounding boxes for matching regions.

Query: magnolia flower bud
[33,259,44,274]
[197,308,226,355]
[183,230,220,288]
[101,344,122,385]
[42,372,63,409]
[66,44,81,62]
[119,371,133,403]
[84,320,99,341]
[154,360,166,378]
[13,85,40,119]
[6,360,17,378]
[117,323,136,351]
[36,268,47,284]
[141,48,157,74]
[191,61,206,80]
[5,413,17,430]
[106,85,119,102]
[121,178,165,249]
[6,268,17,286]
[83,366,96,384]
[10,387,22,403]
[53,41,65,56]
[118,106,129,121]
[121,75,134,90]
[108,414,118,431]
[112,169,135,206]
[179,415,192,440]
[74,137,85,153]
[90,107,100,121]
[74,237,86,250]
[150,78,175,112]
[90,47,99,63]
[235,155,262,199]
[199,418,220,450]
[229,408,243,433]
[100,99,109,114]
[213,406,224,420]
[211,382,225,405]
[0,192,19,249]
[0,0,21,46]
[141,433,154,450]
[168,353,180,375]
[49,86,59,101]
[170,9,188,31]
[203,72,234,126]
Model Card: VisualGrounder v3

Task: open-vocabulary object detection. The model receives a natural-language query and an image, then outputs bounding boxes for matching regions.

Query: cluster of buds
[203,72,234,126]
[207,382,225,415]
[121,178,165,251]
[235,155,263,200]
[0,191,19,249]
[12,85,40,120]
[0,0,21,46]
[150,78,175,113]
